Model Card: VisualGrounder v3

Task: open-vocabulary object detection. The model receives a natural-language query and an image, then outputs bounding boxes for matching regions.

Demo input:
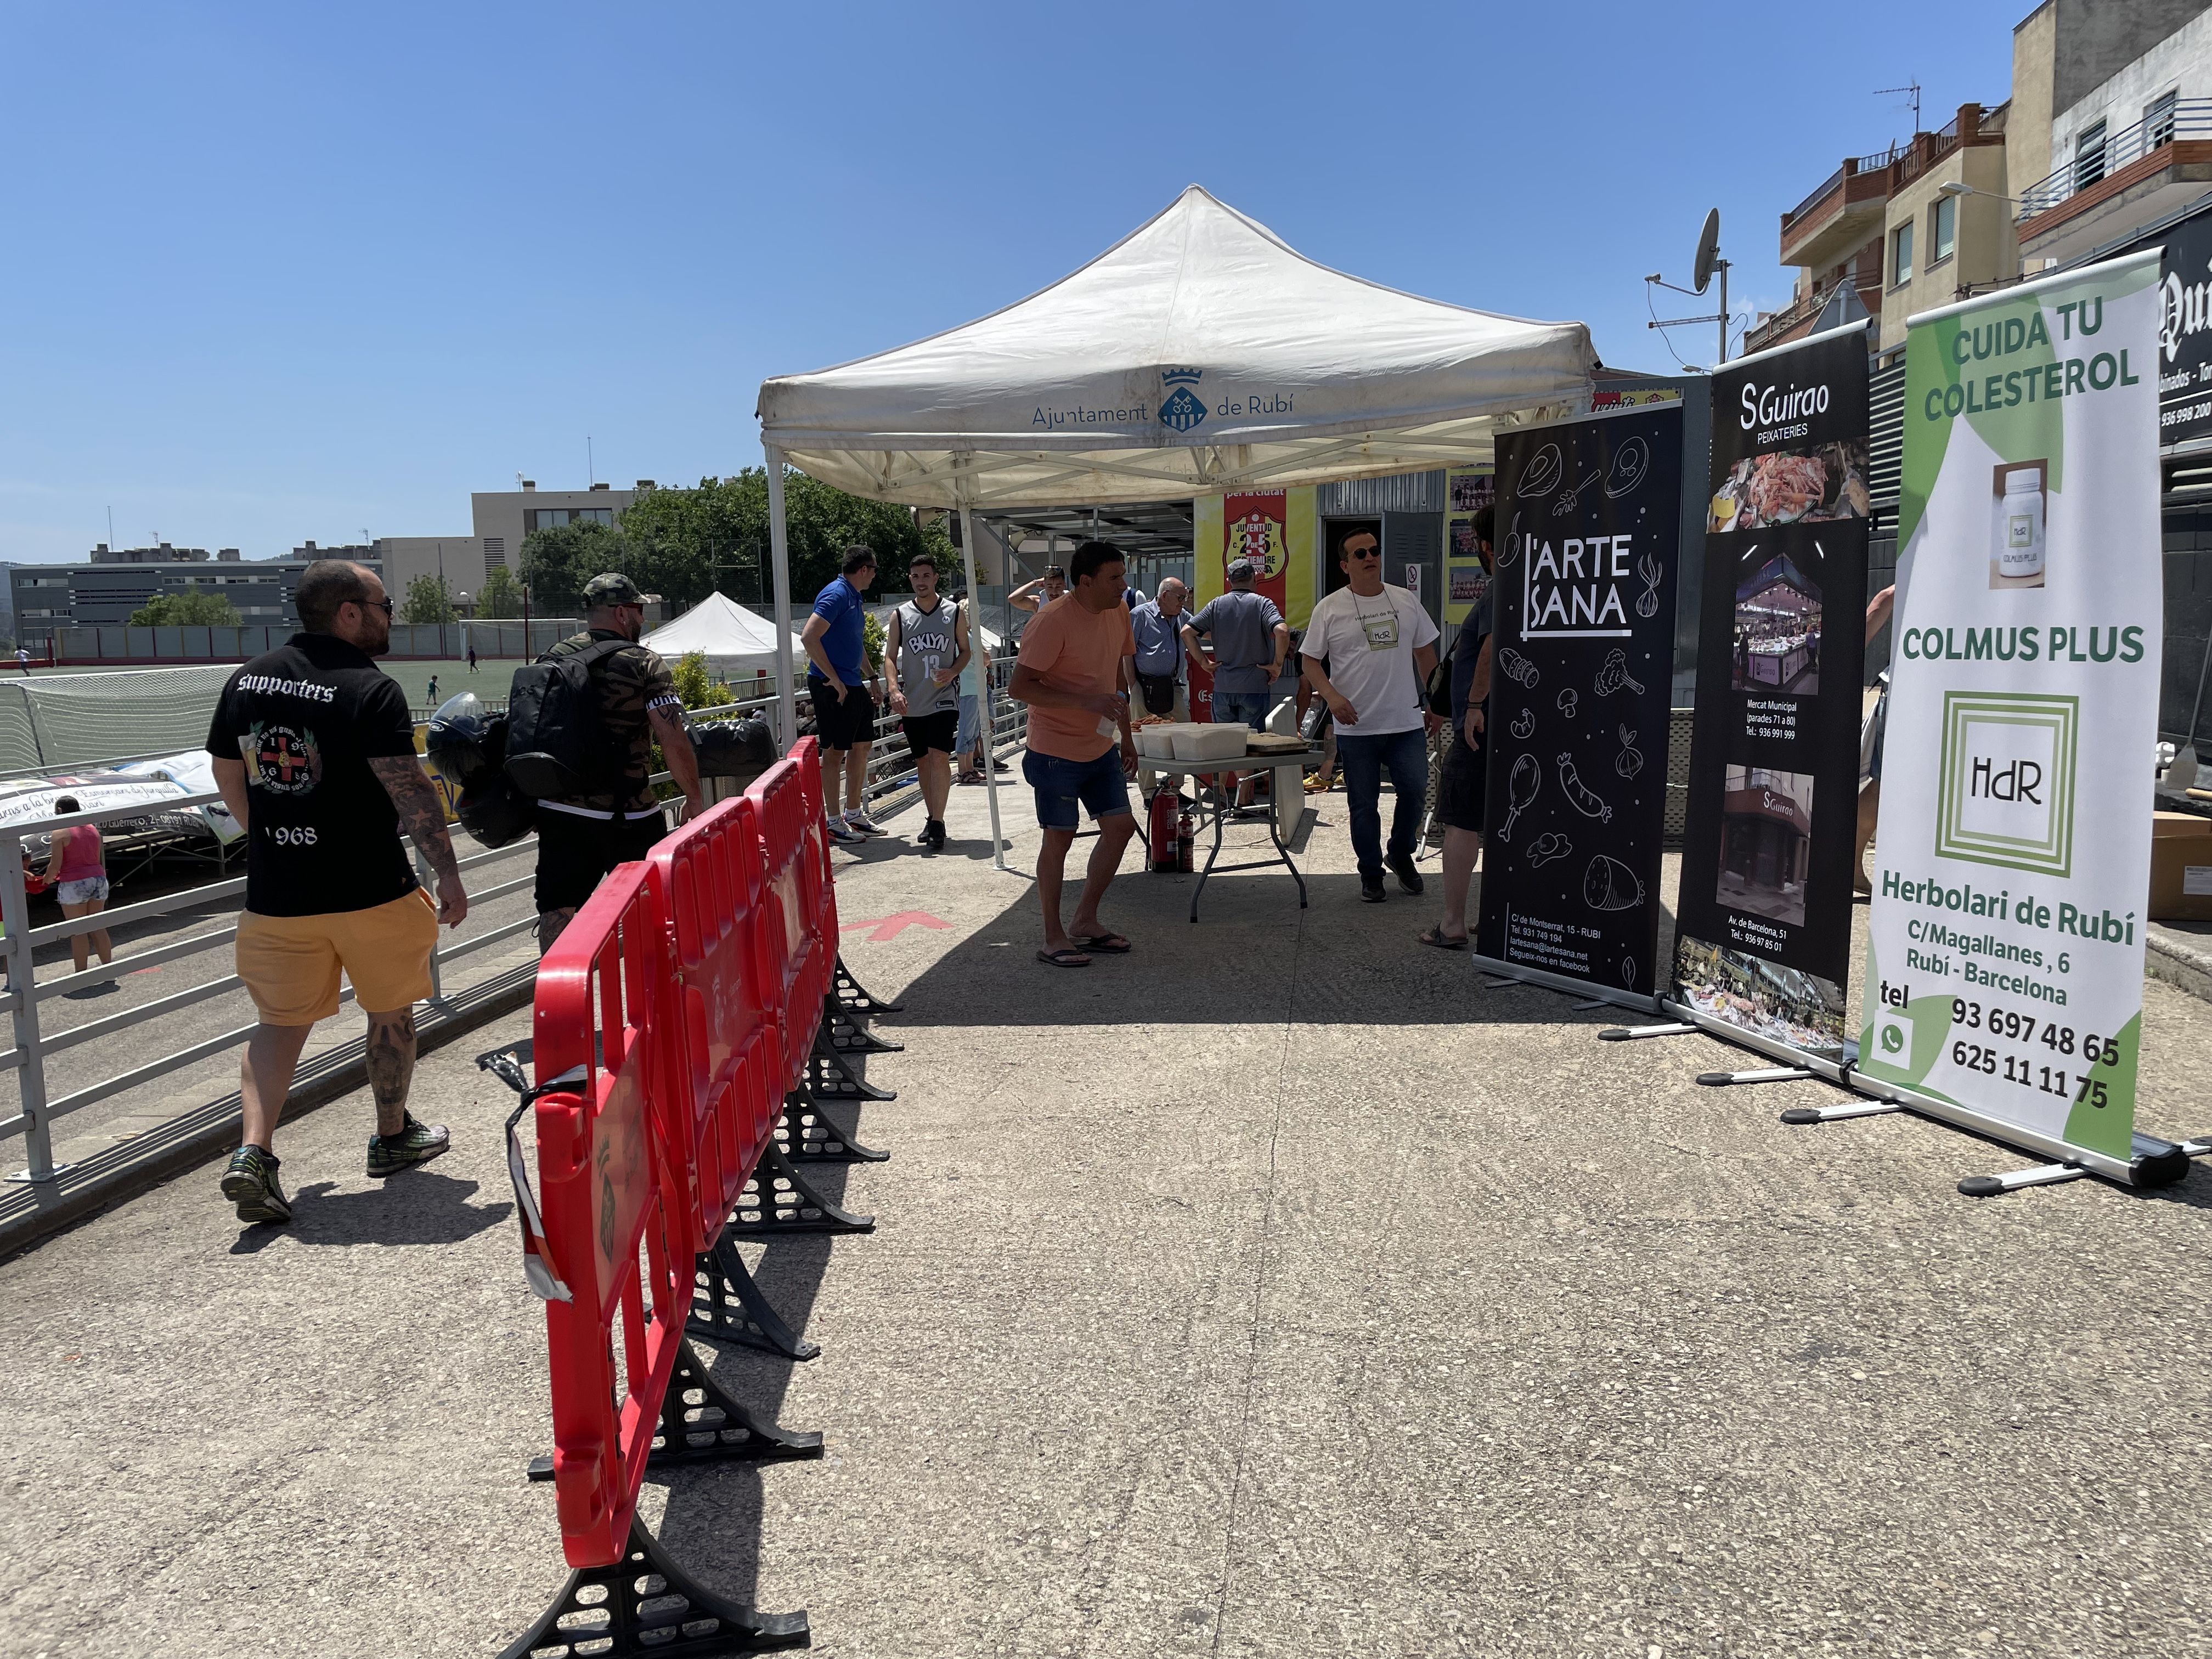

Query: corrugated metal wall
[1317,470,1447,516]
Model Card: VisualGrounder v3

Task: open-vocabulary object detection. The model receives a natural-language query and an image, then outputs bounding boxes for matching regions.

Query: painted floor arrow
[839,910,951,944]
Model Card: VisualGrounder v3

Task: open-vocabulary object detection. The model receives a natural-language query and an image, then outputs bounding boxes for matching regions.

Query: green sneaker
[221,1146,292,1225]
[368,1115,450,1178]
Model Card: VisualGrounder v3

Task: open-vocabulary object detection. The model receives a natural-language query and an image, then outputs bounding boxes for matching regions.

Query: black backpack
[504,638,636,800]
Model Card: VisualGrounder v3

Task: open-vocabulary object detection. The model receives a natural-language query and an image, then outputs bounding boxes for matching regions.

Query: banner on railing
[1670,324,1870,1061]
[1854,251,2162,1160]
[1474,403,1683,1005]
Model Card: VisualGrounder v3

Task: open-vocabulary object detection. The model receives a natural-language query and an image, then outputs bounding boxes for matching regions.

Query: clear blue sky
[0,1,2027,565]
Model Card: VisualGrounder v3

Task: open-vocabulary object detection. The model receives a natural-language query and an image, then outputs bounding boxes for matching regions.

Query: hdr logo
[1936,691,2078,877]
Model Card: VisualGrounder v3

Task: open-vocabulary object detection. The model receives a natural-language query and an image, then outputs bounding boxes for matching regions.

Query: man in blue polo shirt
[801,545,882,843]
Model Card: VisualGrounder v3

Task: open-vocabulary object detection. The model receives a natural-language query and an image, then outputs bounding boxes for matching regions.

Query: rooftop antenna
[1875,80,1922,135]
[1645,207,1731,368]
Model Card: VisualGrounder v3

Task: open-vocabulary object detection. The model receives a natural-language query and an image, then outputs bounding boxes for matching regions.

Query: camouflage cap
[582,572,644,607]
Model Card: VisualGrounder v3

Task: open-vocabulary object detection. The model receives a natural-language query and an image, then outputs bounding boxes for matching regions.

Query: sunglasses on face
[357,597,396,615]
[1345,547,1380,561]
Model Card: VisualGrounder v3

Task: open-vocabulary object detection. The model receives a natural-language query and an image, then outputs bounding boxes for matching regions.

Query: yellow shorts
[236,888,439,1025]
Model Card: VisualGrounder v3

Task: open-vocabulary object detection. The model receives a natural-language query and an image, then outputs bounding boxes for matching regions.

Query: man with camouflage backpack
[529,572,702,950]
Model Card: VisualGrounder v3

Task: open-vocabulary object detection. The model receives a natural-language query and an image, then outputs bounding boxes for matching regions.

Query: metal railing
[2018,99,2212,219]
[0,792,541,1183]
[1785,165,1847,229]
[1,668,1035,1181]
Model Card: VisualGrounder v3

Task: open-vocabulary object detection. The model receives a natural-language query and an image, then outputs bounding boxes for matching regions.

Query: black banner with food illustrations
[1475,404,1683,1002]
[1670,324,1870,1059]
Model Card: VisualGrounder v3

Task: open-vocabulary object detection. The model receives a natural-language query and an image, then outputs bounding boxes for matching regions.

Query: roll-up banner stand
[1475,403,1683,1011]
[1848,249,2190,1186]
[1666,323,1871,1077]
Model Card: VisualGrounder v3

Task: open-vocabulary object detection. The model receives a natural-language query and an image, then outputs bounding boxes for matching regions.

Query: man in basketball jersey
[884,551,972,850]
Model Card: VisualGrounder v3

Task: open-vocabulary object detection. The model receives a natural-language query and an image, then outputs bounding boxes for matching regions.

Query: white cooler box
[1136,723,1201,758]
[1170,724,1248,761]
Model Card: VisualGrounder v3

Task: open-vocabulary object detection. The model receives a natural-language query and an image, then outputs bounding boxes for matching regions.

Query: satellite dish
[1692,208,1722,295]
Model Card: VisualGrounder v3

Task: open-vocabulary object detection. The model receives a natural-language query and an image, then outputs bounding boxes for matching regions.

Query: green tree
[476,563,521,619]
[128,589,241,627]
[399,572,459,624]
[520,519,630,614]
[617,467,957,614]
[670,650,735,711]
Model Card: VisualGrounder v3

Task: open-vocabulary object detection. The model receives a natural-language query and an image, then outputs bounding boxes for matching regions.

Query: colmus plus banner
[1857,251,2162,1160]
[1672,325,1871,1060]
[1475,404,1682,1002]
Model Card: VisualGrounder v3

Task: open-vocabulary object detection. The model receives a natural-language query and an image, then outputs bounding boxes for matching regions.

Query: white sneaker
[842,810,887,837]
[825,816,863,845]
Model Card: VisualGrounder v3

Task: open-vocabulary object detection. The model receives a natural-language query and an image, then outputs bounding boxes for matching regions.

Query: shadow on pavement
[227,1170,514,1253]
[659,1095,877,1611]
[881,866,1675,1030]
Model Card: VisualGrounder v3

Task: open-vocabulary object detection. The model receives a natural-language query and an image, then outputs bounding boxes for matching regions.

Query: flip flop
[1417,926,1468,951]
[1073,932,1131,953]
[1036,946,1092,968]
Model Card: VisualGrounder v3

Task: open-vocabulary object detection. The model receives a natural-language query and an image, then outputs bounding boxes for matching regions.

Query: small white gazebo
[756,185,1600,859]
[640,591,806,680]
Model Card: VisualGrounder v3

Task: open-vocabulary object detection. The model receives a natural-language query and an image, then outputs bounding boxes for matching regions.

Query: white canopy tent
[640,591,806,679]
[756,184,1600,865]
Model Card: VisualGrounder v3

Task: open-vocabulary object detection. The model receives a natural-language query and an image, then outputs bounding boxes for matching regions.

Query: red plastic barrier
[647,798,781,1255]
[531,861,692,1568]
[746,748,829,1092]
[788,733,845,958]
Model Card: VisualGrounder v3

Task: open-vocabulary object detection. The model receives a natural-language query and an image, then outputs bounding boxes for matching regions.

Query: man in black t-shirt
[206,560,470,1227]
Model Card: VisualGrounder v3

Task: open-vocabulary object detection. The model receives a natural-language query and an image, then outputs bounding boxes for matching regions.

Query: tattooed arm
[368,755,470,926]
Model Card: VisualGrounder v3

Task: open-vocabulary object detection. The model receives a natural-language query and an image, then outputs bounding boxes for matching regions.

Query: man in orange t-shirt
[1009,540,1140,968]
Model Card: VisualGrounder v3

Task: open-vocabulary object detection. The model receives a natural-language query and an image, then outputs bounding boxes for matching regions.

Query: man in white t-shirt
[1301,529,1441,903]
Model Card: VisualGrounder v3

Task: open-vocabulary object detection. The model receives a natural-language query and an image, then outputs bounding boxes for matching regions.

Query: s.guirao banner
[1672,325,1871,1060]
[1857,251,2162,1163]
[1476,404,1682,1003]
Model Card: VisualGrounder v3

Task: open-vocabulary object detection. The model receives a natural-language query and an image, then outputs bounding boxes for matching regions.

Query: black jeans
[1335,727,1428,877]
[534,806,670,915]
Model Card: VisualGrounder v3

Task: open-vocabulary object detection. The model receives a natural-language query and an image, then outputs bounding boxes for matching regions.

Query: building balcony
[2016,100,2212,266]
[1781,106,2004,271]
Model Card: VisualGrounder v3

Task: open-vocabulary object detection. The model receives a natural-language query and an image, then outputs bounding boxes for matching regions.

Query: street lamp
[1938,180,2023,203]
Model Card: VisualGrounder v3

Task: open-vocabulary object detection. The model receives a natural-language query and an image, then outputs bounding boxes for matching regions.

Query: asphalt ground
[3,764,2210,1658]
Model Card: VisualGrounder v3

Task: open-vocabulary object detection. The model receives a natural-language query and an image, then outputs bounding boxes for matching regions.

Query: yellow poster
[1191,486,1316,628]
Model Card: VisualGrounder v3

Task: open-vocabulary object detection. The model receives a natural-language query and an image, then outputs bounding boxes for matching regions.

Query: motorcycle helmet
[456,768,538,849]
[426,692,497,789]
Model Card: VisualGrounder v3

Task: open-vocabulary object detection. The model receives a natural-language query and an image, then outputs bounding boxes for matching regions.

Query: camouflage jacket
[545,629,681,813]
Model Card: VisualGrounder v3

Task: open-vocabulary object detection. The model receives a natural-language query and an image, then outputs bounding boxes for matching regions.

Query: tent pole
[764,443,796,749]
[960,504,1007,872]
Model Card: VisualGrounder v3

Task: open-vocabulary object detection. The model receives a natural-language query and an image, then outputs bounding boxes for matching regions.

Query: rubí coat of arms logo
[1159,367,1206,434]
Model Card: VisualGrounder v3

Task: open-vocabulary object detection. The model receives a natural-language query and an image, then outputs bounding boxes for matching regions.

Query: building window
[1931,195,1955,266]
[483,537,505,566]
[2075,120,2108,190]
[1892,221,1914,287]
[2147,90,2178,151]
[526,506,616,534]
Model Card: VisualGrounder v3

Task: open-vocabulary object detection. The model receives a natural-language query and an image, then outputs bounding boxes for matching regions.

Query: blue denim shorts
[1022,746,1131,831]
[1213,690,1272,731]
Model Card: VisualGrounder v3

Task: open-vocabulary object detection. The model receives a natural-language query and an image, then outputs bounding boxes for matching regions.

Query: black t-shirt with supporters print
[205,633,421,917]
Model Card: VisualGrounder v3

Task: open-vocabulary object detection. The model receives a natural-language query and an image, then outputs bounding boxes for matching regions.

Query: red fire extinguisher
[1149,785,1180,872]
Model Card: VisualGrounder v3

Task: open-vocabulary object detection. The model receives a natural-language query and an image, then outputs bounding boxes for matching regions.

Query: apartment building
[469,480,641,577]
[1751,102,2017,365]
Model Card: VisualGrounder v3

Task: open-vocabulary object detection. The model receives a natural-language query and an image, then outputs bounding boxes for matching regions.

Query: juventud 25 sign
[1857,250,2162,1160]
